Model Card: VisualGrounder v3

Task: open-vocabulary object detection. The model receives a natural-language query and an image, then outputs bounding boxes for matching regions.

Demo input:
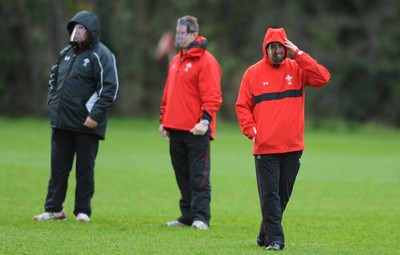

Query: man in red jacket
[235,28,330,250]
[159,15,222,230]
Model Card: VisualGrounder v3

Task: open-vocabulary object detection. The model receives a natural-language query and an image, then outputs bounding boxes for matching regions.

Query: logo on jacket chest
[63,55,90,68]
[172,62,193,72]
[261,74,293,87]
[82,58,90,67]
[184,62,192,72]
[285,75,293,85]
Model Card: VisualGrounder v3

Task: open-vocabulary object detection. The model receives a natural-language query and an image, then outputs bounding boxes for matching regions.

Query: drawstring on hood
[263,28,288,67]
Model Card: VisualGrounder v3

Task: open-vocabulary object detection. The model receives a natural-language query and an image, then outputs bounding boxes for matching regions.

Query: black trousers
[169,130,211,225]
[255,151,303,246]
[44,128,99,216]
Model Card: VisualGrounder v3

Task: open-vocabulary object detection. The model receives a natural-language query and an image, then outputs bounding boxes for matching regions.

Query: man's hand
[159,124,170,140]
[190,122,208,136]
[83,117,98,128]
[284,39,299,55]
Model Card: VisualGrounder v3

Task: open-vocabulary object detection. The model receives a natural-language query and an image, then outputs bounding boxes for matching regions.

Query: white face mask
[70,24,87,43]
[174,19,196,49]
[175,26,190,48]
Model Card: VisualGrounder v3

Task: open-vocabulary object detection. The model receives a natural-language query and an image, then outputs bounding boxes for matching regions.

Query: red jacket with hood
[160,36,222,140]
[235,28,330,154]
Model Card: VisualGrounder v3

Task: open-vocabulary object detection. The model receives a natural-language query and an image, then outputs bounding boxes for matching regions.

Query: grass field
[0,117,399,255]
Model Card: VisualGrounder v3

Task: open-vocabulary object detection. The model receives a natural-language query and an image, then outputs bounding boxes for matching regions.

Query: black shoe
[266,242,284,251]
[256,235,265,247]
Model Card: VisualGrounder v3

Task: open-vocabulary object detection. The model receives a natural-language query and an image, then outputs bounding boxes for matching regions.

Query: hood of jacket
[67,11,100,46]
[262,28,288,66]
[180,36,208,59]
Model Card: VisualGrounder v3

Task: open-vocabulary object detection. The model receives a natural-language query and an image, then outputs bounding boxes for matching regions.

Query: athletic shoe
[191,220,208,230]
[33,209,66,221]
[76,213,90,222]
[165,220,185,227]
[266,242,284,251]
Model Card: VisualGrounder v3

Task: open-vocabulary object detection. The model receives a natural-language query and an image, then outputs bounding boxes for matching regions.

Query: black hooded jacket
[48,11,119,140]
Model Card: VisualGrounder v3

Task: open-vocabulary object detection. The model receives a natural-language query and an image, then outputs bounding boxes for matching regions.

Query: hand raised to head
[284,39,299,55]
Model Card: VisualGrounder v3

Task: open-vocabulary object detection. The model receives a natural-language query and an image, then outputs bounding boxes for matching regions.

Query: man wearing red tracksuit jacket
[235,28,330,250]
[159,16,222,230]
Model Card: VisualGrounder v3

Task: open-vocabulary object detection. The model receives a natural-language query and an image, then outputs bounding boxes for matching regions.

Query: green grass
[0,117,399,254]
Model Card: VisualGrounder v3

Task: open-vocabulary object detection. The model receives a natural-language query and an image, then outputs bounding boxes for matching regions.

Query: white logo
[184,62,192,72]
[82,58,90,67]
[262,81,269,86]
[64,56,71,61]
[285,75,293,85]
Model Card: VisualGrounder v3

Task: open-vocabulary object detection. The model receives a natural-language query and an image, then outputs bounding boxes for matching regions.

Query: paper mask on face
[70,27,77,42]
[175,19,190,48]
[70,24,87,43]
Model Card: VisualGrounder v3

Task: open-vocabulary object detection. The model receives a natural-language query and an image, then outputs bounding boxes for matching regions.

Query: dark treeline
[1,0,399,126]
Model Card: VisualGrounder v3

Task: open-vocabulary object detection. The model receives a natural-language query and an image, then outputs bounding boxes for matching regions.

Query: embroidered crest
[82,58,90,67]
[184,62,192,72]
[285,75,293,85]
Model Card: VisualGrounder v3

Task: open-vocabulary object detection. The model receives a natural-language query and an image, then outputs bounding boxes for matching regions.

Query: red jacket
[160,36,222,140]
[235,28,330,154]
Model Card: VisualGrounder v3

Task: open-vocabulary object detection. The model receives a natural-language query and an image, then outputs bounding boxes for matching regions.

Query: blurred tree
[51,0,67,51]
[0,0,399,127]
[0,0,37,115]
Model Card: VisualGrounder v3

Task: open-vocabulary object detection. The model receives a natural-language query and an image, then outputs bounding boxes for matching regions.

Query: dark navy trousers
[255,151,303,246]
[44,128,99,216]
[169,130,211,225]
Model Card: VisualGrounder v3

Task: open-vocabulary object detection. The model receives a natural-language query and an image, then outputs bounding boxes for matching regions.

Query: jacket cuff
[294,48,303,56]
[201,110,212,122]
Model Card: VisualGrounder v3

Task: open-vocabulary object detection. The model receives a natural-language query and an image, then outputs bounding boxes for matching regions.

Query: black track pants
[255,151,303,245]
[169,130,211,225]
[44,129,99,216]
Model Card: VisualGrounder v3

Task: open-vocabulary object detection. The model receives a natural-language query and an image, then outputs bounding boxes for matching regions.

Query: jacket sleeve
[293,49,330,88]
[235,70,257,140]
[89,50,119,122]
[159,75,170,124]
[198,56,223,121]
[48,60,59,105]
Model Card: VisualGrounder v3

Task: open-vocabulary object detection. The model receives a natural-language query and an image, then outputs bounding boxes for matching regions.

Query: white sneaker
[192,220,208,230]
[76,213,90,222]
[33,209,66,221]
[165,220,185,227]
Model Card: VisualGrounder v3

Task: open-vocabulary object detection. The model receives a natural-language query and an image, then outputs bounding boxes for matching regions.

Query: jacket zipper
[56,51,76,127]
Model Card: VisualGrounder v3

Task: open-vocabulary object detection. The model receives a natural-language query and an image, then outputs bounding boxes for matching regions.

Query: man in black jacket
[34,11,119,222]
